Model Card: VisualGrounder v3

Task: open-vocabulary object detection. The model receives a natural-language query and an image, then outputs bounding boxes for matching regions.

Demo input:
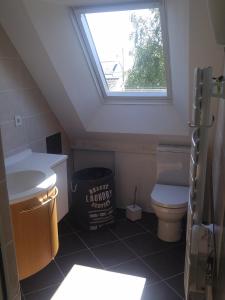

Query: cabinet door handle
[20,187,58,214]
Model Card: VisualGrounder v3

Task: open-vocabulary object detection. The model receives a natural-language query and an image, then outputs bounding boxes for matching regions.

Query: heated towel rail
[184,67,223,300]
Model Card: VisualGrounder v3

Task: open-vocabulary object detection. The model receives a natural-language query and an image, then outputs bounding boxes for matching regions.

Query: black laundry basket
[70,167,115,230]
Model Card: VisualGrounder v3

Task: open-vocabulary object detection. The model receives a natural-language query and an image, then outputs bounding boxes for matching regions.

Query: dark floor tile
[108,258,161,285]
[25,284,59,300]
[141,282,181,300]
[124,232,171,257]
[62,213,82,233]
[55,249,102,276]
[58,217,74,236]
[137,212,158,234]
[21,210,186,300]
[77,228,118,248]
[114,208,126,220]
[166,273,185,298]
[57,233,86,257]
[21,261,63,295]
[91,240,136,268]
[143,244,185,279]
[110,218,146,239]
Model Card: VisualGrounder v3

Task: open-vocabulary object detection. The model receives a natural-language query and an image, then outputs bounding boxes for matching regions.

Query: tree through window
[125,10,166,90]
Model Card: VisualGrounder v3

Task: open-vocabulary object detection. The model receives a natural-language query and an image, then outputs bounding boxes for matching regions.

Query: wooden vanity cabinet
[10,186,59,280]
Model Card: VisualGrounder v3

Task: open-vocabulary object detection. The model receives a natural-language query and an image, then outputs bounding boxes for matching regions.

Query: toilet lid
[151,184,189,208]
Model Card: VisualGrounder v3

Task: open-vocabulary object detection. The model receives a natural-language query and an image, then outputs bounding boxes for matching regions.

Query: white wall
[114,152,156,211]
[74,150,115,172]
[72,0,224,212]
[0,0,223,212]
[0,25,70,158]
[0,0,85,142]
[189,0,224,120]
[73,149,156,211]
[1,0,190,138]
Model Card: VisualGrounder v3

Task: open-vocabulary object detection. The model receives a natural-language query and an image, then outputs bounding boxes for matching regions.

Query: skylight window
[74,3,171,100]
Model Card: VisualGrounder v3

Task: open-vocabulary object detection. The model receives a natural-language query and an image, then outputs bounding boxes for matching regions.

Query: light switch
[14,115,22,127]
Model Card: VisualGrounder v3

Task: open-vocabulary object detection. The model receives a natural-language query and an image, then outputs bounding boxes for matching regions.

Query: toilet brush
[126,186,142,221]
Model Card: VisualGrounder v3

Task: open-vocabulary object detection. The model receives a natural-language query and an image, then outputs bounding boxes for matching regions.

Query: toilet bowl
[151,184,189,242]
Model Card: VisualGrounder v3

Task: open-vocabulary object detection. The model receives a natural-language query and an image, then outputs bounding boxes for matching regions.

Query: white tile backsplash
[0,24,70,157]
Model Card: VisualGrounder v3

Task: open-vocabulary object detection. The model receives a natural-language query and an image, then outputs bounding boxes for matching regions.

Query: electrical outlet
[14,115,22,127]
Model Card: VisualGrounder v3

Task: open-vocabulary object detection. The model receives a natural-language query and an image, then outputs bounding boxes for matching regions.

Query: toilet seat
[151,184,189,209]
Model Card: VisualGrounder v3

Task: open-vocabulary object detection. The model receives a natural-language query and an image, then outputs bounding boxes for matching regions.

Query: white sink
[6,170,46,194]
[5,149,65,204]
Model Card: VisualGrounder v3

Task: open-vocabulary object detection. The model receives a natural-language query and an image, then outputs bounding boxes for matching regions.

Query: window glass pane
[84,7,167,95]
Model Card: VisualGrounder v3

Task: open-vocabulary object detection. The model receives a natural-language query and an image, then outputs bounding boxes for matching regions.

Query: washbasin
[6,170,46,194]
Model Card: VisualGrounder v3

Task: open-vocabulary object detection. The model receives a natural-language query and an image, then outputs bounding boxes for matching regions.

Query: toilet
[151,145,190,242]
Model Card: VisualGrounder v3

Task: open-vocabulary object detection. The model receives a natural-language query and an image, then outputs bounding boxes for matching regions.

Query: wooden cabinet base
[10,186,59,280]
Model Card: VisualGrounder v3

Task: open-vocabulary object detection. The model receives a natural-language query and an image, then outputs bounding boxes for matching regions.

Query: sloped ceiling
[0,0,191,146]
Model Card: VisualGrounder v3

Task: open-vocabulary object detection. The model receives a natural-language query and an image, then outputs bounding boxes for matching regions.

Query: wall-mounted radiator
[184,67,225,300]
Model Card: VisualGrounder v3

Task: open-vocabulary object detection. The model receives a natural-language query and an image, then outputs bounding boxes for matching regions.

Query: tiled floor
[20,210,186,299]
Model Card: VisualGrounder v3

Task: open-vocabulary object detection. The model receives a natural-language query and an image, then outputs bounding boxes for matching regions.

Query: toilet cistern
[151,145,190,242]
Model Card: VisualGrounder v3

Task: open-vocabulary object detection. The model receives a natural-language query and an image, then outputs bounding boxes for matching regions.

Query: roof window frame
[72,1,172,104]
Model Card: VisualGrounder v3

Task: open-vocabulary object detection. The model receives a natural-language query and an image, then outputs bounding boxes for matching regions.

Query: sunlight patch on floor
[51,265,146,300]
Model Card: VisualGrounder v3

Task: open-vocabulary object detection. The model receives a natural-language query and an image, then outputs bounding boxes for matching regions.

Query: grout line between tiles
[162,271,184,281]
[135,220,152,232]
[59,214,185,297]
[108,228,163,281]
[138,242,186,260]
[55,244,89,259]
[111,228,183,258]
[59,218,150,250]
[130,220,186,249]
[88,239,119,250]
[104,257,181,288]
[56,234,183,288]
[60,216,184,262]
[23,283,59,297]
[53,258,66,279]
[64,219,149,270]
[106,256,144,271]
[57,228,125,259]
[73,231,106,270]
[21,213,185,298]
[156,271,185,296]
[142,279,184,299]
[113,230,149,241]
[163,279,184,299]
[60,219,148,242]
[108,225,186,295]
[139,257,184,298]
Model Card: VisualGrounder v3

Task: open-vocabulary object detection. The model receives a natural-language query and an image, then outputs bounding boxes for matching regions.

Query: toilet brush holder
[126,204,142,221]
[126,186,142,221]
